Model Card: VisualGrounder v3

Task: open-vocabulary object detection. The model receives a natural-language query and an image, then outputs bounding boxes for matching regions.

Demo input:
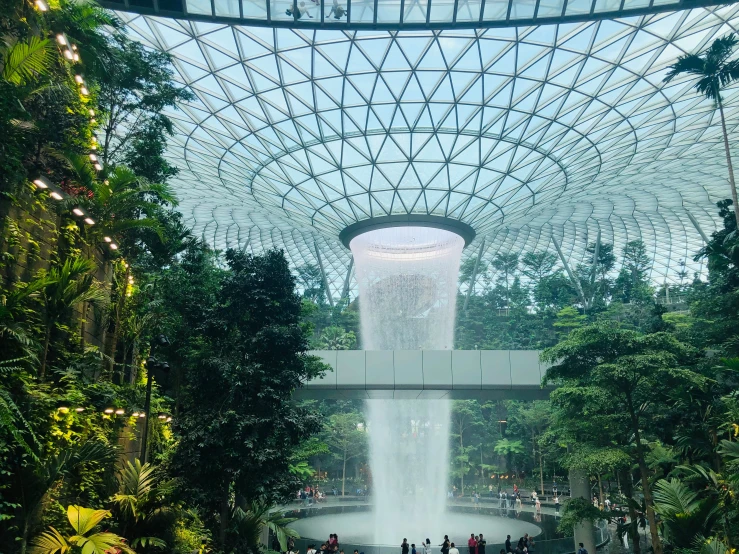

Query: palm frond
[664,54,706,83]
[2,37,55,85]
[653,478,700,515]
[706,34,739,67]
[28,526,70,554]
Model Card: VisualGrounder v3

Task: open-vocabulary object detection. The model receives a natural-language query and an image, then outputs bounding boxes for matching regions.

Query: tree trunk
[129,338,138,384]
[20,518,29,554]
[219,488,230,548]
[597,473,604,508]
[342,446,347,497]
[39,324,51,380]
[628,398,662,554]
[539,449,545,497]
[622,469,641,554]
[718,96,739,231]
[481,448,484,490]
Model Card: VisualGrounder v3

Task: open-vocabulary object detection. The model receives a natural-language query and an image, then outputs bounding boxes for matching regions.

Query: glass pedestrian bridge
[296,350,553,399]
[101,0,726,28]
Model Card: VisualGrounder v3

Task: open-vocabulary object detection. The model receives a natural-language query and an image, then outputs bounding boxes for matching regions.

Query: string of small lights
[56,405,172,422]
[32,5,135,293]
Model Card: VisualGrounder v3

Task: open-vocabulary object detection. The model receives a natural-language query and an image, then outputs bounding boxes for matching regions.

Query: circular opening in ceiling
[339,214,476,248]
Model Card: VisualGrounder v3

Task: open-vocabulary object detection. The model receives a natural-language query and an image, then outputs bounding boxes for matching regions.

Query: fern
[0,387,40,462]
[2,37,55,85]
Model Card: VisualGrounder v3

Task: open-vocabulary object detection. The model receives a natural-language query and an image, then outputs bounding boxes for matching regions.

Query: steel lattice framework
[117,4,739,300]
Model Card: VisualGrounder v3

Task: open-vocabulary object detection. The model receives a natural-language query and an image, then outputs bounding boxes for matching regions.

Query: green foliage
[95,34,193,182]
[652,478,719,549]
[557,497,605,535]
[29,505,134,554]
[231,500,299,554]
[2,38,55,86]
[167,247,325,547]
[317,326,356,350]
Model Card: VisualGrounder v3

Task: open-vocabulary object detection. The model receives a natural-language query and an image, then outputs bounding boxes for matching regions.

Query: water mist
[349,226,465,544]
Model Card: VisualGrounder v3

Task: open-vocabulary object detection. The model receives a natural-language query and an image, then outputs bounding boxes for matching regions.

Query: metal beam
[340,257,354,303]
[589,228,601,287]
[586,228,601,307]
[463,238,486,311]
[551,234,589,309]
[686,211,710,244]
[314,240,334,307]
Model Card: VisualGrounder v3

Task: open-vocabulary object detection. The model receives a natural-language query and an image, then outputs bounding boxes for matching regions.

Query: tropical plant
[316,326,356,350]
[14,441,117,554]
[652,478,719,549]
[665,33,739,229]
[110,459,167,549]
[493,438,525,476]
[0,362,40,461]
[29,505,134,554]
[231,500,299,553]
[1,276,52,357]
[37,257,106,379]
[64,160,178,243]
[1,37,55,86]
[673,457,737,551]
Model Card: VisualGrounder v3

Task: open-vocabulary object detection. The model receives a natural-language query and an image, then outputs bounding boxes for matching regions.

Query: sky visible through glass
[117,5,739,298]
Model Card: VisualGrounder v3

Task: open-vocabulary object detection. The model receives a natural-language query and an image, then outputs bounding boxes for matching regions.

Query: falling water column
[349,226,465,544]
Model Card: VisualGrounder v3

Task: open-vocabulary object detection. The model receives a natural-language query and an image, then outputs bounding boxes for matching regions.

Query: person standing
[467,534,477,554]
[412,544,417,554]
[424,539,432,554]
[554,495,560,513]
[402,539,410,554]
[489,484,494,498]
[505,535,511,553]
[577,543,588,554]
[478,534,486,554]
[449,543,460,554]
[535,495,541,514]
[440,536,450,554]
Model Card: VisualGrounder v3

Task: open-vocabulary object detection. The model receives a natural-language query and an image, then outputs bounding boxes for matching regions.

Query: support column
[569,468,597,554]
[551,235,589,309]
[463,238,486,311]
[340,257,354,303]
[314,240,334,307]
[686,211,710,244]
[589,229,601,287]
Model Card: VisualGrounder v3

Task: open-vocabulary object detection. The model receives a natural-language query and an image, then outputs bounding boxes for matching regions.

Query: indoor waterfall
[349,226,465,544]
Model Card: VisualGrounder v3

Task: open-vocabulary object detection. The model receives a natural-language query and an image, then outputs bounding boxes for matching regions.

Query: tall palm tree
[665,34,739,230]
[38,257,106,380]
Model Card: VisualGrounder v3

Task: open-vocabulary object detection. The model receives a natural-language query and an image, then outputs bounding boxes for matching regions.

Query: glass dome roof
[117,5,739,298]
